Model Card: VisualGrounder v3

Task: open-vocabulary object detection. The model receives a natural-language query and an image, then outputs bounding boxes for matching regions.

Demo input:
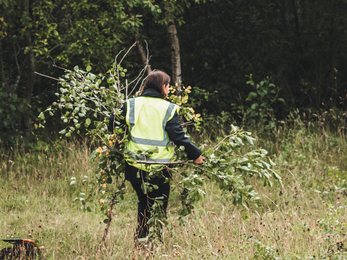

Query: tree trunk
[22,0,36,136]
[291,0,301,37]
[275,0,289,32]
[165,9,181,86]
[0,40,10,93]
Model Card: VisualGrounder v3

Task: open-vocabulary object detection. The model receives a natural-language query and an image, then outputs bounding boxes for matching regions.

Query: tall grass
[1,112,347,259]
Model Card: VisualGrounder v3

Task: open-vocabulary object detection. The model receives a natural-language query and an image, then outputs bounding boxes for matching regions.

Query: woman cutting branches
[38,45,281,256]
[108,70,203,243]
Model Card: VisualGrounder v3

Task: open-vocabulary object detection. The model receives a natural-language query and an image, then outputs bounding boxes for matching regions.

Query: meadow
[1,113,347,259]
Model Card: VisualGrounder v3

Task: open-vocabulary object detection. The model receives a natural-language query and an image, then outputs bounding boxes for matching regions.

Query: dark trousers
[130,182,170,239]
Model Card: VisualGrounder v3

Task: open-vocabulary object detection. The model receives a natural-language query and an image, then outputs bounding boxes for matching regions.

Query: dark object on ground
[0,239,40,259]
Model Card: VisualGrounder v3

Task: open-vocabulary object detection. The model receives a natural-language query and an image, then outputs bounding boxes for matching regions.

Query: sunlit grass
[1,123,347,259]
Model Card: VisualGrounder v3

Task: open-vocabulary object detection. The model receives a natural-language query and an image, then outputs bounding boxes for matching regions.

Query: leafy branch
[38,45,281,253]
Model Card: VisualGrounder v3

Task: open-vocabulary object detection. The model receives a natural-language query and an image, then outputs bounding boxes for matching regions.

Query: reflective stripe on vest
[127,98,177,147]
[125,97,179,171]
[125,147,172,163]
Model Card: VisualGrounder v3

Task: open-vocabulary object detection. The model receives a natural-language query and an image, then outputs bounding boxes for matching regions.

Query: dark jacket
[108,88,202,184]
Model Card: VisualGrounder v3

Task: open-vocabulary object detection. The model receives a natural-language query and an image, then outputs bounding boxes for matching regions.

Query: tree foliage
[0,0,147,145]
[1,0,347,146]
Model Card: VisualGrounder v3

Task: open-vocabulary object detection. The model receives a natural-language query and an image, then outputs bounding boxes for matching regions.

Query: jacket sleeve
[165,111,202,160]
[108,105,126,133]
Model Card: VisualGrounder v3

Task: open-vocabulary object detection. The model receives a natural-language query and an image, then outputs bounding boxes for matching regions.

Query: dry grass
[1,125,347,259]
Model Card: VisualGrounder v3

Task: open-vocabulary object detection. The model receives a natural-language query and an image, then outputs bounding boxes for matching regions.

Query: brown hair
[140,70,171,98]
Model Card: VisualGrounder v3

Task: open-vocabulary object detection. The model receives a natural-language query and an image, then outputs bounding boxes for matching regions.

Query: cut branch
[134,160,187,165]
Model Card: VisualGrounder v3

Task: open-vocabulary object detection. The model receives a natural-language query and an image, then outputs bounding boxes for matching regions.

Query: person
[108,70,203,243]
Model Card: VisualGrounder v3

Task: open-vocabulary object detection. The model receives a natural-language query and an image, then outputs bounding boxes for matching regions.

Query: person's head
[140,70,171,98]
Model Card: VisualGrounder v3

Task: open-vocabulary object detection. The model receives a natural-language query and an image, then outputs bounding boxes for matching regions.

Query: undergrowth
[1,115,347,259]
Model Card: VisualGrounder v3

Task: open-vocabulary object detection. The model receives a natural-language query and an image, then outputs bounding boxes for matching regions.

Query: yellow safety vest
[125,97,179,172]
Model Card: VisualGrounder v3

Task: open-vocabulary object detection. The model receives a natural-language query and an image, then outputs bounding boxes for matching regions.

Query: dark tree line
[176,0,347,112]
[0,0,346,145]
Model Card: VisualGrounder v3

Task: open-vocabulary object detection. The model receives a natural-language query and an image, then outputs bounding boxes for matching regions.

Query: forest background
[1,0,347,147]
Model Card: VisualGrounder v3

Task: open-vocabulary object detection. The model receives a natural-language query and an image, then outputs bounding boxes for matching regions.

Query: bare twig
[127,40,152,97]
[52,64,71,72]
[135,37,152,75]
[180,122,196,127]
[96,179,125,258]
[34,71,61,81]
[125,79,128,101]
[13,40,22,87]
[145,40,151,73]
[119,42,136,66]
[114,48,125,67]
[127,65,147,88]
[212,134,233,151]
[126,67,148,97]
[49,43,62,53]
[113,48,124,92]
[113,43,136,99]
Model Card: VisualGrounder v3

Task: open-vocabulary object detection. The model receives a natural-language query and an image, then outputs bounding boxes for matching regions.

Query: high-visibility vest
[125,97,179,172]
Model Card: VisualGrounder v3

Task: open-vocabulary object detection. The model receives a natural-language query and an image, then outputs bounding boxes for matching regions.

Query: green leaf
[85,118,91,127]
[141,182,147,194]
[242,212,250,220]
[247,92,257,100]
[90,150,97,159]
[272,171,282,180]
[137,237,147,243]
[251,103,258,110]
[238,166,250,171]
[86,65,92,72]
[38,112,45,120]
[245,135,255,145]
[268,159,276,166]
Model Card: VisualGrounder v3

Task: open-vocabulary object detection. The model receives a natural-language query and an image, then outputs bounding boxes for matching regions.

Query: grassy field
[1,121,347,259]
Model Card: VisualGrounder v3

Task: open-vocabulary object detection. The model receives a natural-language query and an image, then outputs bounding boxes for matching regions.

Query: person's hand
[194,155,203,164]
